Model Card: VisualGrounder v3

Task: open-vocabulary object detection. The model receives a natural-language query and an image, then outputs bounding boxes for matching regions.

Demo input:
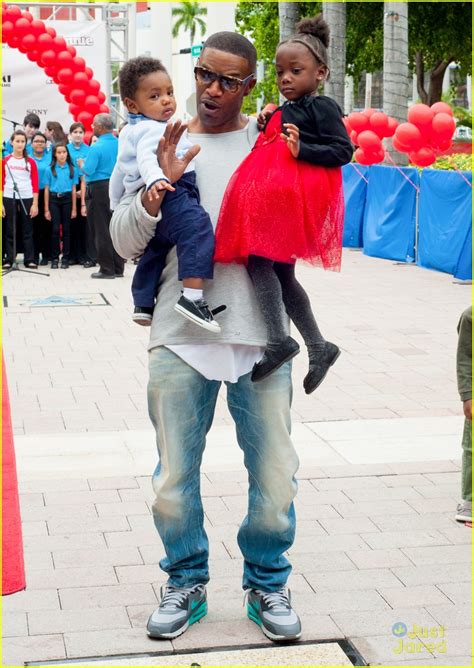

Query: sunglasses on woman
[194,66,255,93]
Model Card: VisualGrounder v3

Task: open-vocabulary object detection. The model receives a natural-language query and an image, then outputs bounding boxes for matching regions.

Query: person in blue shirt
[44,144,84,269]
[78,113,124,279]
[67,122,90,266]
[30,132,52,265]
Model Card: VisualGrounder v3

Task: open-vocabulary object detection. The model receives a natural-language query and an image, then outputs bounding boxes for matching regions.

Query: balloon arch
[2,3,109,142]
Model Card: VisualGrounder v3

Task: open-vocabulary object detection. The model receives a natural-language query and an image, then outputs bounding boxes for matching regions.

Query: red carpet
[2,355,26,595]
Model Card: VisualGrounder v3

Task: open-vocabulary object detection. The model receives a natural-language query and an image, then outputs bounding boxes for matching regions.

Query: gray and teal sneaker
[246,588,302,641]
[147,583,207,639]
[455,500,472,522]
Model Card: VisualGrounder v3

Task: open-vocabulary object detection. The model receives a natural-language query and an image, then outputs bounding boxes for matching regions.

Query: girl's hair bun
[295,14,330,48]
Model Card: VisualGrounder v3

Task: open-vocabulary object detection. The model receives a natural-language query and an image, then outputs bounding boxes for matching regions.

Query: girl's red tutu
[214,110,344,270]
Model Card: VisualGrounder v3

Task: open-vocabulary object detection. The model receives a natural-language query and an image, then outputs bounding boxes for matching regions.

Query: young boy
[109,56,220,332]
[455,306,472,523]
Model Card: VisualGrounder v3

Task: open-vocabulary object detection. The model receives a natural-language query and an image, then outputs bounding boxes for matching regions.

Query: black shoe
[60,259,69,269]
[132,306,154,326]
[83,261,96,268]
[91,271,115,279]
[68,258,78,266]
[251,336,300,383]
[39,258,49,266]
[115,272,124,278]
[174,295,221,332]
[51,260,59,269]
[303,342,341,395]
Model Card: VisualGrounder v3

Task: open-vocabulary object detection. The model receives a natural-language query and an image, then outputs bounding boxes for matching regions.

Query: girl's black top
[277,94,353,168]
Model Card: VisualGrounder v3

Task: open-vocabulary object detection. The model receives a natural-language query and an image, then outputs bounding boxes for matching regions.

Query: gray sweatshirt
[110,119,279,349]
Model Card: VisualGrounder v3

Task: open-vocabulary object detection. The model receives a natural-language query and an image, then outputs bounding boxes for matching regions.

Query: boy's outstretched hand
[157,120,201,184]
[281,123,300,158]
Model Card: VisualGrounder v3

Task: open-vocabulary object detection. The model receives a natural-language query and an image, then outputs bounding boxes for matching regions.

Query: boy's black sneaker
[174,295,221,333]
[251,336,300,382]
[132,306,154,326]
[304,342,341,395]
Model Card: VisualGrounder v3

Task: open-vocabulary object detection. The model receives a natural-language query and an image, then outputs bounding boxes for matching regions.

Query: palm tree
[322,2,346,110]
[383,2,409,164]
[172,1,207,48]
[278,2,299,42]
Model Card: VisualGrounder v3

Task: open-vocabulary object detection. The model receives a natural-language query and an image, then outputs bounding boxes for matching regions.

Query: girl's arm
[44,186,51,220]
[80,177,87,217]
[29,158,39,217]
[71,184,77,218]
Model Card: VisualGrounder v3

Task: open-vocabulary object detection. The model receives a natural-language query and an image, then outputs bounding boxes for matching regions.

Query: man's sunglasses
[194,66,255,93]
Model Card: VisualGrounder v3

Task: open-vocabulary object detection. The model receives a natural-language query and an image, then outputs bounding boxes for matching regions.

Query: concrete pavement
[1,250,471,666]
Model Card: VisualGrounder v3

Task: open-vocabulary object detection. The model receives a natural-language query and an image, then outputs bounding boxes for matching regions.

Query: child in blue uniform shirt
[109,56,220,332]
[67,122,89,265]
[30,132,52,265]
[44,144,84,269]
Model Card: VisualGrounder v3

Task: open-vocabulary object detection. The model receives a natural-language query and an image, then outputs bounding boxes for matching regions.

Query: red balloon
[71,56,86,73]
[350,130,359,145]
[7,34,19,48]
[408,103,434,127]
[363,108,377,118]
[5,5,22,22]
[386,117,399,137]
[37,33,54,49]
[432,112,456,140]
[98,91,106,104]
[88,79,101,94]
[68,103,81,117]
[433,138,452,152]
[21,10,33,22]
[58,83,72,96]
[21,33,37,49]
[2,21,14,41]
[70,89,87,105]
[84,67,94,79]
[58,68,74,84]
[369,111,389,138]
[409,147,436,167]
[67,45,77,58]
[73,72,90,89]
[99,104,110,114]
[29,19,45,36]
[45,26,56,38]
[77,111,94,127]
[84,130,94,145]
[14,17,30,37]
[85,95,100,111]
[347,112,369,133]
[40,49,57,67]
[430,102,453,117]
[52,36,67,53]
[44,65,57,77]
[26,50,40,62]
[57,51,73,67]
[357,130,382,152]
[391,135,411,153]
[394,123,423,151]
[355,147,384,165]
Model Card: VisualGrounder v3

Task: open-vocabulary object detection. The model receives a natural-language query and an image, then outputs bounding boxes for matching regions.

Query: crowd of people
[2,112,122,277]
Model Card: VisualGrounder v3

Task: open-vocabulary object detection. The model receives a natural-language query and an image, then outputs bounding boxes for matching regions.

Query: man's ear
[244,77,257,98]
[124,97,139,114]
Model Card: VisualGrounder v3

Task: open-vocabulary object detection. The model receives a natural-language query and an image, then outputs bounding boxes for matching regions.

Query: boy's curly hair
[119,56,168,102]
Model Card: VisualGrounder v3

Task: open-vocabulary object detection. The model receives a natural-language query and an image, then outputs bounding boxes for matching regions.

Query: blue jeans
[147,346,299,592]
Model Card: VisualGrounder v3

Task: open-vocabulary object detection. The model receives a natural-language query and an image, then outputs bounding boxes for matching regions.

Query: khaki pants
[462,418,472,502]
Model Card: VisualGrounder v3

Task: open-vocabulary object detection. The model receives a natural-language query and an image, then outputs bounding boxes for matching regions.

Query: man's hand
[463,399,472,421]
[157,120,201,184]
[77,158,85,169]
[281,123,300,158]
[147,179,175,202]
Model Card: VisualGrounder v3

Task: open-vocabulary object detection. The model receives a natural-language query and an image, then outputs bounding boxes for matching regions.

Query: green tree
[172,1,207,47]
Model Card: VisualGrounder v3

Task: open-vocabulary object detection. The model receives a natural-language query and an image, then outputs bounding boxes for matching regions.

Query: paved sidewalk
[2,251,472,666]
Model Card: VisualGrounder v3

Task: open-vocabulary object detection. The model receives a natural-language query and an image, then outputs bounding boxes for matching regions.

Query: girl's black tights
[247,255,326,352]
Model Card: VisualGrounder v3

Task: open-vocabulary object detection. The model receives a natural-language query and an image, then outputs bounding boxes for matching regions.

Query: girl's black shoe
[51,260,59,269]
[251,336,300,382]
[304,342,341,395]
[60,259,69,269]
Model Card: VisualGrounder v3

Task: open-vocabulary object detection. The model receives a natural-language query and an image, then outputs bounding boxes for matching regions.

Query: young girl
[1,129,39,269]
[30,131,52,265]
[214,15,353,394]
[67,122,89,265]
[45,121,68,148]
[44,144,84,269]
